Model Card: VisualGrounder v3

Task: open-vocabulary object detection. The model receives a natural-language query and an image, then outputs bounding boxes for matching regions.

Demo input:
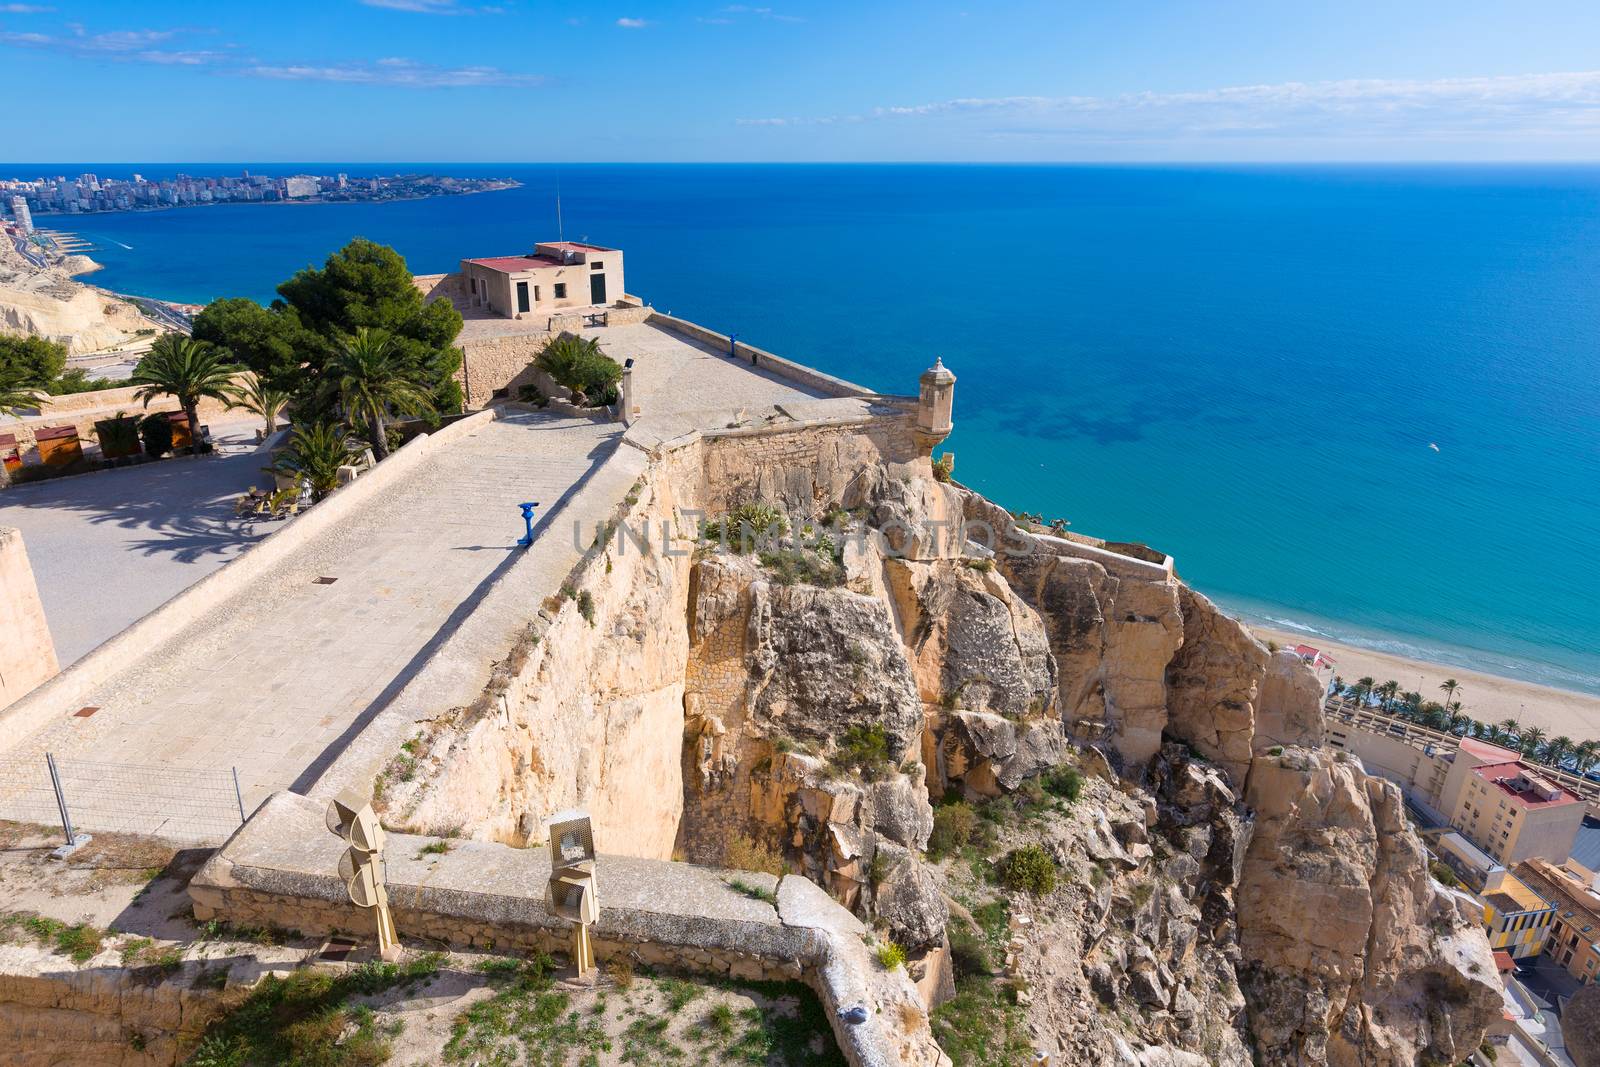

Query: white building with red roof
[459,241,625,321]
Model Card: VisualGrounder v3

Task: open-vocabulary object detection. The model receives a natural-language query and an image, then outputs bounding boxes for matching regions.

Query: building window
[517,281,530,314]
[590,261,604,270]
[534,285,541,301]
[554,283,567,299]
[470,277,477,294]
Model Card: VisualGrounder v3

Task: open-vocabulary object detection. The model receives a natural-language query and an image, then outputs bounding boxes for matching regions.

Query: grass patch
[875,941,907,970]
[0,912,106,964]
[417,839,452,858]
[757,548,843,588]
[186,953,443,1066]
[727,878,779,906]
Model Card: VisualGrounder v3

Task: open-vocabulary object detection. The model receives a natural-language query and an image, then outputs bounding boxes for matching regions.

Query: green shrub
[535,334,622,406]
[94,415,142,458]
[931,455,953,483]
[831,724,893,781]
[999,845,1057,895]
[726,832,786,876]
[1429,860,1460,888]
[138,413,173,457]
[758,548,843,587]
[577,590,595,626]
[1040,766,1083,802]
[928,802,976,859]
[516,383,548,407]
[703,502,789,553]
[876,941,908,970]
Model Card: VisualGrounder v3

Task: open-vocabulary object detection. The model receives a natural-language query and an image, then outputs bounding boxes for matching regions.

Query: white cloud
[615,17,648,28]
[0,4,55,12]
[246,59,546,87]
[0,22,545,88]
[740,72,1600,143]
[714,5,802,23]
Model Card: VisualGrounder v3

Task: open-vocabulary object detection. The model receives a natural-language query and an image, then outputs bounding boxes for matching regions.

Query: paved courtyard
[0,419,269,666]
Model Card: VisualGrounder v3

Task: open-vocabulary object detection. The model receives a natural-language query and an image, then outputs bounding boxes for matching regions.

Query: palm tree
[1498,718,1520,747]
[1348,676,1375,708]
[323,327,434,461]
[1520,726,1547,760]
[130,335,240,446]
[1543,735,1575,771]
[1377,679,1400,711]
[226,373,290,439]
[1439,678,1462,709]
[0,367,44,417]
[271,422,354,500]
[1575,740,1600,778]
[1446,711,1470,736]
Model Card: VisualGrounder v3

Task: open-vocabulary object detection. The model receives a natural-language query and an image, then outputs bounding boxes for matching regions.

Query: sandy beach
[1254,627,1600,743]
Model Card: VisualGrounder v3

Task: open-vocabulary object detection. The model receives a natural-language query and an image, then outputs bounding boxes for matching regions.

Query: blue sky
[4,0,1600,162]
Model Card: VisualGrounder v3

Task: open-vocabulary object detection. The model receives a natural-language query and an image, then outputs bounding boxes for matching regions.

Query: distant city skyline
[3,1,1600,162]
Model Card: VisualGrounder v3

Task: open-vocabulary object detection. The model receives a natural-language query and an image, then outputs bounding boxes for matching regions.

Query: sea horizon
[17,161,1600,699]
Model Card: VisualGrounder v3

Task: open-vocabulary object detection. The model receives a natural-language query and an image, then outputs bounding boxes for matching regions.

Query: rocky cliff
[0,243,149,355]
[391,431,1502,1065]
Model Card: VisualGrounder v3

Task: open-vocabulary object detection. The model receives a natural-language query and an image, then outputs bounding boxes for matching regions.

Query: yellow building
[1480,869,1556,959]
[1450,742,1585,866]
[1515,859,1600,984]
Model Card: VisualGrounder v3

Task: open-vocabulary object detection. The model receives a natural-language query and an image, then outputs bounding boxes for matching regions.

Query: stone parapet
[647,313,873,398]
[189,792,946,1067]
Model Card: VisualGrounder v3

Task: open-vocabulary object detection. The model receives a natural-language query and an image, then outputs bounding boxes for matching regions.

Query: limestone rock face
[1237,747,1502,1067]
[1164,585,1268,785]
[748,578,925,761]
[927,710,1066,798]
[0,249,150,354]
[883,557,1055,719]
[1255,649,1327,752]
[998,545,1182,765]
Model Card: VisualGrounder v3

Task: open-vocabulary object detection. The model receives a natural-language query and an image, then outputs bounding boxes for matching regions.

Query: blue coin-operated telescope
[516,502,541,547]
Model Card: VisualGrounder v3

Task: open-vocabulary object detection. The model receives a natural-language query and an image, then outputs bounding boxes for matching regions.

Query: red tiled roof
[1493,950,1516,972]
[464,255,565,273]
[1460,737,1522,763]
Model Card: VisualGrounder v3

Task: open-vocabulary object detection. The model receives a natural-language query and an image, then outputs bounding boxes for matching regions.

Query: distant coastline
[5,169,521,221]
[27,182,522,218]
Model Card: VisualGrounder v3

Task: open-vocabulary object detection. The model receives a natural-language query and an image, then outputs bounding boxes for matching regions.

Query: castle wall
[0,527,59,708]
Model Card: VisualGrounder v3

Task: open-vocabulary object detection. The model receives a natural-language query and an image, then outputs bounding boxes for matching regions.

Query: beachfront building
[1327,726,1585,865]
[1443,740,1585,865]
[458,242,625,321]
[8,195,32,234]
[1514,859,1600,983]
[1480,868,1556,959]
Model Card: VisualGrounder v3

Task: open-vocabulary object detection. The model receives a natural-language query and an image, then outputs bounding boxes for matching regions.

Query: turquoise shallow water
[19,163,1600,694]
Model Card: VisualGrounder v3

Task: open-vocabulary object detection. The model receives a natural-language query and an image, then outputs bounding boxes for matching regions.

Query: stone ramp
[0,411,629,829]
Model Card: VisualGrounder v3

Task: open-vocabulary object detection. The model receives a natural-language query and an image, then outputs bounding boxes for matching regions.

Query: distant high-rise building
[9,195,32,233]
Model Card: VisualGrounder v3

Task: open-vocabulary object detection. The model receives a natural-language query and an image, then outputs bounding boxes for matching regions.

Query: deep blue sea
[17,163,1600,695]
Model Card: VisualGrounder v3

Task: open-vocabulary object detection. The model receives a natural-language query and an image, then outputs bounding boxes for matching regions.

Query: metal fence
[0,753,245,846]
